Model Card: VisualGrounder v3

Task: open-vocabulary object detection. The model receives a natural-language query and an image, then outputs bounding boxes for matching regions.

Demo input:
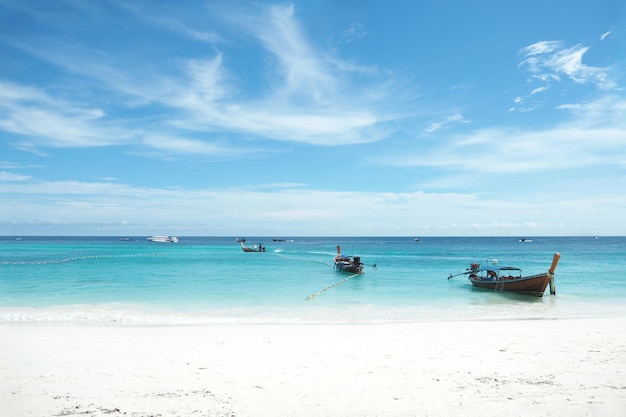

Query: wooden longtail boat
[333,245,364,274]
[240,241,265,252]
[450,253,560,297]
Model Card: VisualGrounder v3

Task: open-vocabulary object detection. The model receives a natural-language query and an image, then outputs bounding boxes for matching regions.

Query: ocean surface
[1,236,625,324]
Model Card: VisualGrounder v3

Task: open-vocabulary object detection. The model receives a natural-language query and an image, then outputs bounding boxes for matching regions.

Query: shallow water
[1,236,624,323]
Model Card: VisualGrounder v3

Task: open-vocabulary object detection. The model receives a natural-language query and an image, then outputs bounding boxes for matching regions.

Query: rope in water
[1,253,168,265]
[274,253,331,267]
[306,273,359,300]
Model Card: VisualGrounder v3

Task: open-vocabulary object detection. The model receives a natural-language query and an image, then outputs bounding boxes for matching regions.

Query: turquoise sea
[1,236,625,324]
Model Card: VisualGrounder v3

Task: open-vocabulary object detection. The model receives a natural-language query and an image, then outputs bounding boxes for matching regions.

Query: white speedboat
[147,236,178,243]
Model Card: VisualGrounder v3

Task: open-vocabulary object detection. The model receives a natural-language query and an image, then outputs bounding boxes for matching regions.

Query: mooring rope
[274,253,331,267]
[2,252,168,265]
[306,273,358,300]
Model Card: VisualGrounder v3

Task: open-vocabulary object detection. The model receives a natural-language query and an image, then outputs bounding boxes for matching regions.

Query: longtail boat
[333,245,364,274]
[449,253,560,297]
[240,241,265,252]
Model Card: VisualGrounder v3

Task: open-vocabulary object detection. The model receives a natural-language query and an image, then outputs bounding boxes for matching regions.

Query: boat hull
[242,247,265,252]
[334,262,363,274]
[468,273,551,297]
[240,242,265,252]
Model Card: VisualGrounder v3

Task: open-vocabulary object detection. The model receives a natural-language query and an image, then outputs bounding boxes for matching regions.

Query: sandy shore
[1,318,625,417]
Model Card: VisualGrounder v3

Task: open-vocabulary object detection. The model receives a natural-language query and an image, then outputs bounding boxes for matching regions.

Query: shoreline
[2,317,625,416]
[2,313,626,326]
[2,298,626,325]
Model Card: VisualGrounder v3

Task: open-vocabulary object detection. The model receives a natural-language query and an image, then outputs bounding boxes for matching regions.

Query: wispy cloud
[425,113,470,133]
[520,40,611,86]
[511,39,617,113]
[0,81,131,148]
[142,134,257,158]
[0,161,41,169]
[1,3,411,153]
[340,22,369,44]
[530,86,548,95]
[379,96,626,175]
[557,95,626,128]
[0,171,31,182]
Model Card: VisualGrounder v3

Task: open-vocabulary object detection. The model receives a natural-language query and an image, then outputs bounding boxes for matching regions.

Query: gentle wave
[2,301,625,325]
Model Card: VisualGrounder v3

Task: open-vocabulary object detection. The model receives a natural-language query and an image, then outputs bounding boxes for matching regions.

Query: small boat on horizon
[519,238,533,242]
[147,236,178,243]
[448,253,560,297]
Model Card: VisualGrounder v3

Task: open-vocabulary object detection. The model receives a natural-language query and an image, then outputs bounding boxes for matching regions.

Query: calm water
[1,236,625,324]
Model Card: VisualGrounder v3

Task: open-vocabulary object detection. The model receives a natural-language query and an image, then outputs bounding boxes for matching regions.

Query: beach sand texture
[2,318,625,417]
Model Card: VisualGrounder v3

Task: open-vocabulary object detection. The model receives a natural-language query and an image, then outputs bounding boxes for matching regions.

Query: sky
[1,0,625,237]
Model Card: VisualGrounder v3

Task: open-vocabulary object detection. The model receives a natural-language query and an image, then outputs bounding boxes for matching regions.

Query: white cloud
[340,22,369,44]
[378,96,626,174]
[2,178,624,236]
[0,161,41,169]
[511,40,619,113]
[557,95,626,128]
[178,55,232,107]
[0,81,134,148]
[520,41,610,87]
[520,40,561,57]
[530,86,548,95]
[177,23,222,43]
[425,113,470,133]
[1,4,411,152]
[142,134,257,157]
[0,171,31,182]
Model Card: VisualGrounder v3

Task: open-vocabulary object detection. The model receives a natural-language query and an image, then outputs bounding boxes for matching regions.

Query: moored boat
[240,241,265,252]
[449,253,560,297]
[334,245,364,274]
[147,236,178,243]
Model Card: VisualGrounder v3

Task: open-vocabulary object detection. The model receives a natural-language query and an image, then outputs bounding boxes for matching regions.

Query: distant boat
[449,253,560,297]
[519,238,533,242]
[147,236,178,243]
[333,245,364,274]
[272,238,286,242]
[240,241,265,252]
[119,237,133,241]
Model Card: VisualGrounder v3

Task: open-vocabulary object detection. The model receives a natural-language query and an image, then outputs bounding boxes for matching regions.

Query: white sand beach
[2,318,625,417]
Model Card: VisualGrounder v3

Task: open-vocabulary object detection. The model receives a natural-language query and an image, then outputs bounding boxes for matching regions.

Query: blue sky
[1,0,625,236]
